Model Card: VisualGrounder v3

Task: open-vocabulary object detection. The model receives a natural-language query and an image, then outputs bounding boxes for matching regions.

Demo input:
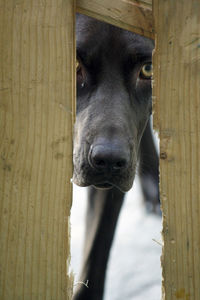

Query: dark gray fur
[73,14,159,300]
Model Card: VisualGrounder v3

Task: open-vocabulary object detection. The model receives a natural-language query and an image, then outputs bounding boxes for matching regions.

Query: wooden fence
[0,1,75,299]
[0,0,199,299]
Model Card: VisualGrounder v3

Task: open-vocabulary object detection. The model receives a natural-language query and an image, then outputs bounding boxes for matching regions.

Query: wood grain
[77,0,154,39]
[153,0,200,299]
[0,0,75,299]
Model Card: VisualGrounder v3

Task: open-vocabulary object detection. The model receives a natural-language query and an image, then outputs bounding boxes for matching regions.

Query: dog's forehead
[76,14,154,56]
[122,30,154,55]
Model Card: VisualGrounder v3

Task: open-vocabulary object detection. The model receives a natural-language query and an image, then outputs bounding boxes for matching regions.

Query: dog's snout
[89,142,129,172]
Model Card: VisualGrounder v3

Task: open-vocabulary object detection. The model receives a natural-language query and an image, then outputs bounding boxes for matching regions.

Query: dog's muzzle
[73,138,136,192]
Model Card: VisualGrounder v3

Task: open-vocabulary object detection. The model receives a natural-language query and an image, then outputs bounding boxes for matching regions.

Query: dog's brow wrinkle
[126,46,153,57]
[77,46,100,65]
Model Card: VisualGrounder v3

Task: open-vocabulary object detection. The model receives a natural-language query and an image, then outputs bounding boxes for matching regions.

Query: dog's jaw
[72,156,137,193]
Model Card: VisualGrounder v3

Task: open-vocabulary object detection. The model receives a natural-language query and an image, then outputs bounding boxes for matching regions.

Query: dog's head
[73,14,154,192]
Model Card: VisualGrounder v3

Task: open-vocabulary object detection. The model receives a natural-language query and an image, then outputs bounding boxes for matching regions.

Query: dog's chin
[92,182,113,190]
[72,172,134,193]
[93,182,133,193]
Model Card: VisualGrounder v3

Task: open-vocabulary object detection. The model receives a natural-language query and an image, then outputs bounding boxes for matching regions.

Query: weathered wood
[153,0,200,299]
[0,0,75,299]
[77,0,154,39]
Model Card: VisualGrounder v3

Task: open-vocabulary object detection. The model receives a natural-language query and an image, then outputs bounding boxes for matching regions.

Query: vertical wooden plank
[153,0,200,299]
[0,0,75,299]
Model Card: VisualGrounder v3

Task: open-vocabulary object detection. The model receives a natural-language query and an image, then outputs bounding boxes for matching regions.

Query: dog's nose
[89,142,129,172]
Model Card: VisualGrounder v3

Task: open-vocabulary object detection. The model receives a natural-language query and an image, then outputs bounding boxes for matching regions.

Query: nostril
[93,158,106,168]
[114,159,127,170]
[88,146,107,170]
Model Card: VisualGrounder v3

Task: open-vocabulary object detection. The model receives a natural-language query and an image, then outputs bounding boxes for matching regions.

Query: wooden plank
[77,0,154,39]
[153,0,200,299]
[0,0,75,299]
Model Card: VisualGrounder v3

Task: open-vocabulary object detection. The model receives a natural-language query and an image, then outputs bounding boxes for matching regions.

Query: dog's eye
[140,63,153,79]
[76,59,81,71]
[76,58,86,87]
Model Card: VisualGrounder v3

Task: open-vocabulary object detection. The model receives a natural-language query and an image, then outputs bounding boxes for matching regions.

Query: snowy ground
[70,177,162,300]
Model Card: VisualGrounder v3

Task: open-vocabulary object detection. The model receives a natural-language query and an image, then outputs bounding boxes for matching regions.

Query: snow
[70,177,162,300]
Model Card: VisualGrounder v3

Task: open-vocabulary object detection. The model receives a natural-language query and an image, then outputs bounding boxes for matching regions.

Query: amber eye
[76,58,86,87]
[140,63,153,79]
[76,58,80,71]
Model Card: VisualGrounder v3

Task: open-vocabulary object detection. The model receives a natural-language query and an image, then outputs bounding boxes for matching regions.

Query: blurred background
[70,172,162,300]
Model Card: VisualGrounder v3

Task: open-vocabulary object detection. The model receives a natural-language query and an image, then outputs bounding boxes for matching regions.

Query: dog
[72,14,159,300]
